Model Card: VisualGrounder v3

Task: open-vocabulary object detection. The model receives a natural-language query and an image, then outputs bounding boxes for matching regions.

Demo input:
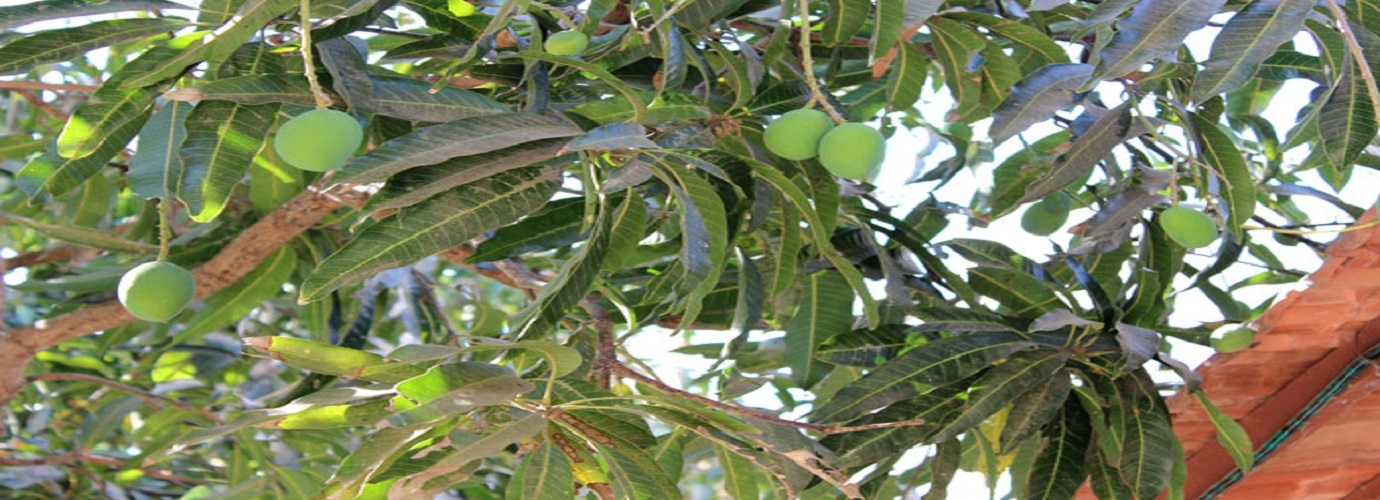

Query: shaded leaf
[122,0,299,88]
[333,113,579,184]
[1091,0,1228,82]
[1025,399,1091,500]
[2,214,157,254]
[164,75,316,106]
[129,102,190,199]
[1000,370,1073,454]
[1190,0,1313,100]
[968,267,1066,318]
[0,0,186,31]
[301,167,558,301]
[989,63,1091,144]
[365,138,567,213]
[0,18,188,76]
[1320,58,1377,170]
[930,348,1070,443]
[784,270,854,388]
[1019,102,1133,205]
[507,441,574,500]
[822,0,870,46]
[561,123,657,153]
[1190,113,1256,237]
[176,246,296,340]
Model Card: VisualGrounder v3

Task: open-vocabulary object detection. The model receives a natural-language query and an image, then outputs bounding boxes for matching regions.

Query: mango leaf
[784,270,854,389]
[675,0,747,28]
[561,123,657,153]
[886,42,928,112]
[1190,0,1313,100]
[16,117,146,201]
[366,74,508,121]
[0,18,188,76]
[176,247,296,341]
[715,444,763,499]
[507,50,649,123]
[163,75,316,106]
[178,100,278,222]
[122,0,299,88]
[1025,399,1092,500]
[810,332,1037,423]
[1091,0,1228,83]
[0,134,46,161]
[317,37,375,113]
[912,306,1027,333]
[967,267,1066,318]
[1193,391,1254,472]
[1111,372,1175,500]
[930,348,1070,443]
[822,0,869,46]
[1018,102,1133,205]
[989,63,1093,144]
[129,102,191,199]
[581,427,680,499]
[467,198,585,263]
[1190,113,1256,237]
[2,213,157,254]
[647,161,731,329]
[871,0,908,62]
[387,376,534,427]
[301,167,558,302]
[507,441,574,500]
[928,17,987,121]
[1000,370,1073,454]
[817,324,914,367]
[1320,59,1377,170]
[948,12,1069,72]
[510,194,618,341]
[391,413,548,496]
[0,0,187,31]
[365,139,567,213]
[333,113,580,184]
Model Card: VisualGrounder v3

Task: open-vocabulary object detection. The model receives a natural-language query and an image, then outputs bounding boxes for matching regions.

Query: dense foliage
[0,0,1372,498]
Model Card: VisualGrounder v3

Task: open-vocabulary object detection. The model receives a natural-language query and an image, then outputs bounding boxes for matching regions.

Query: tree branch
[26,372,223,424]
[0,184,370,405]
[0,81,101,92]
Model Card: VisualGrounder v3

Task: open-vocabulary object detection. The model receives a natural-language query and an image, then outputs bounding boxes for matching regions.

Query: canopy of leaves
[0,0,1362,498]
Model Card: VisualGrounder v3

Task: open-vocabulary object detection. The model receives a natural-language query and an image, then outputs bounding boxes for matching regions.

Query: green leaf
[508,441,574,500]
[0,134,46,161]
[715,444,762,499]
[704,38,755,110]
[1019,102,1134,205]
[1025,399,1091,500]
[583,429,680,499]
[912,306,1026,333]
[265,399,393,429]
[989,63,1093,144]
[2,212,156,253]
[0,18,188,76]
[1191,113,1256,237]
[0,0,186,31]
[393,413,548,496]
[333,113,579,184]
[387,376,534,427]
[810,332,1037,423]
[886,42,929,112]
[818,324,913,367]
[1193,391,1254,472]
[16,110,146,203]
[930,348,1070,443]
[1111,372,1175,500]
[510,193,615,341]
[467,198,585,263]
[365,138,567,213]
[871,0,907,62]
[562,123,658,152]
[1000,370,1073,454]
[462,338,584,378]
[178,99,278,222]
[967,267,1066,318]
[1319,59,1377,170]
[122,0,299,88]
[822,0,869,46]
[1190,0,1313,100]
[948,12,1070,72]
[301,167,558,301]
[165,75,316,106]
[369,74,509,122]
[507,50,649,123]
[176,246,296,341]
[927,17,988,121]
[129,102,190,199]
[785,270,854,389]
[1091,0,1228,83]
[647,161,731,330]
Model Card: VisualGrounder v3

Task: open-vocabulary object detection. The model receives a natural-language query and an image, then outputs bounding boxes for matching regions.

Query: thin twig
[582,300,617,390]
[27,372,223,424]
[437,244,541,297]
[14,89,68,120]
[795,0,846,124]
[0,81,100,92]
[609,364,926,435]
[297,0,333,108]
[0,452,209,485]
[357,26,430,40]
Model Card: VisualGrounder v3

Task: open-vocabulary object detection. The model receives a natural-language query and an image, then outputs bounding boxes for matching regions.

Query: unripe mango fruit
[1160,207,1218,248]
[273,109,363,172]
[1021,192,1072,236]
[118,261,196,322]
[818,123,886,181]
[763,109,833,160]
[545,30,589,56]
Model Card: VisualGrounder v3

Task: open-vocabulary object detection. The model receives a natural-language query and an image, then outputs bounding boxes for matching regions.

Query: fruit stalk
[157,196,171,262]
[298,0,333,108]
[794,0,846,124]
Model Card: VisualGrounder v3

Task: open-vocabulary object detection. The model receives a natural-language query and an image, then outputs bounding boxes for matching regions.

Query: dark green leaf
[333,113,579,184]
[1320,59,1377,170]
[511,194,619,341]
[129,102,190,199]
[166,75,316,106]
[967,267,1066,318]
[989,63,1091,144]
[886,42,928,111]
[369,74,509,122]
[0,18,188,76]
[123,0,299,88]
[1019,102,1133,205]
[784,270,854,388]
[301,167,559,301]
[176,247,296,340]
[1091,0,1228,82]
[1000,370,1073,454]
[562,123,658,152]
[930,348,1070,443]
[366,138,567,213]
[1190,112,1256,237]
[811,332,1036,423]
[1190,0,1313,100]
[0,0,186,31]
[822,0,870,46]
[818,324,913,367]
[179,100,278,222]
[1025,399,1091,500]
